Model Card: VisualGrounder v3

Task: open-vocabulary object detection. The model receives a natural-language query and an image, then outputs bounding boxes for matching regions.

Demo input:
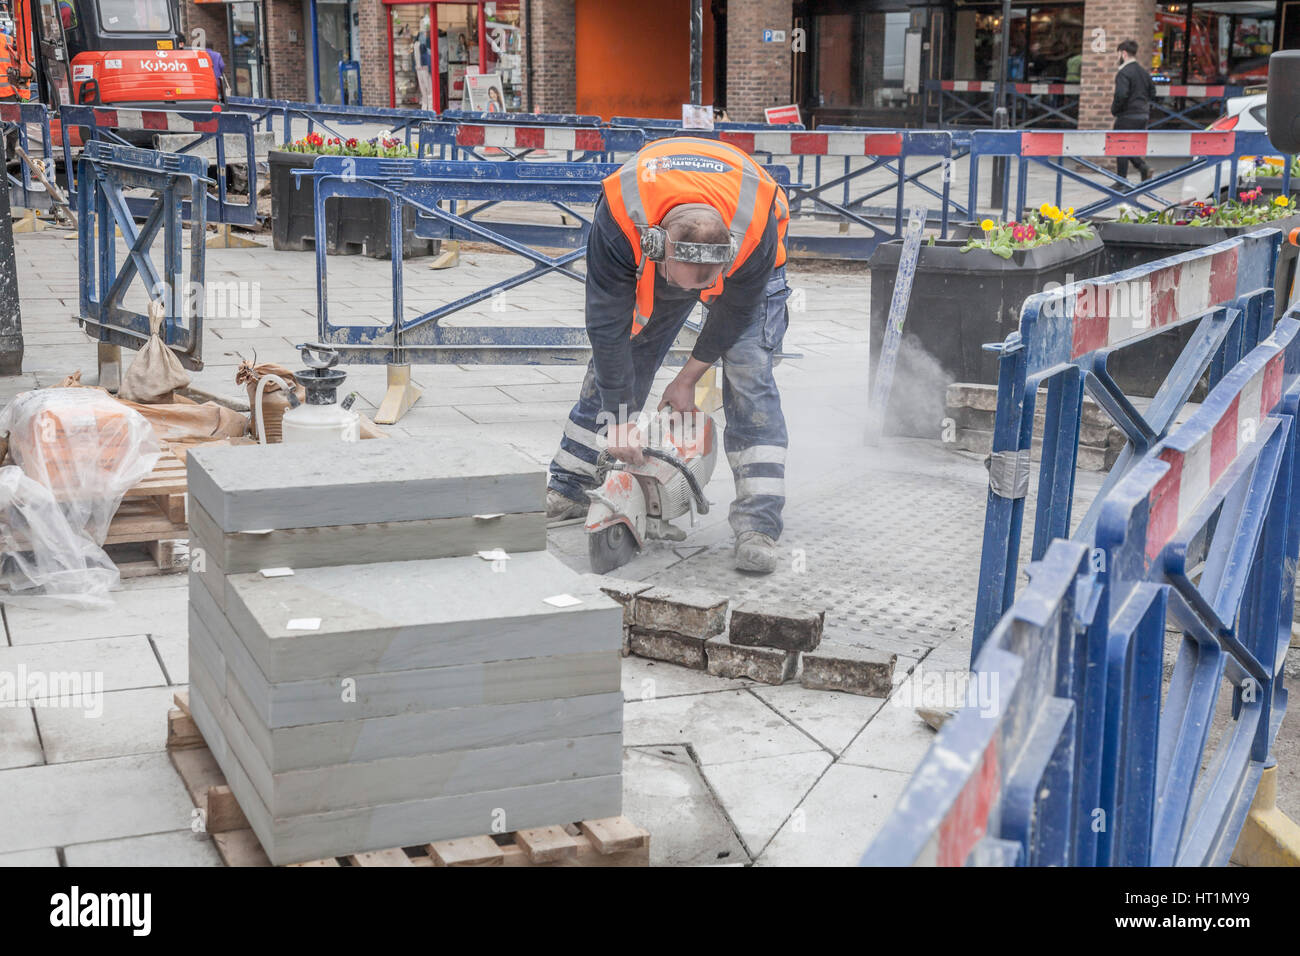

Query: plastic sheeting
[0,388,161,543]
[0,466,119,604]
[0,389,161,603]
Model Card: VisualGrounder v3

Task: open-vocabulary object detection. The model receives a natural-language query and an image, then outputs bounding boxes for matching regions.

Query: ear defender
[640,226,669,262]
[641,226,737,266]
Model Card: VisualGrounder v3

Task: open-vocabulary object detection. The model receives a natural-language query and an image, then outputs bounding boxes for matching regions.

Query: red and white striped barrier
[1145,345,1285,561]
[941,80,999,93]
[75,107,219,134]
[455,124,607,152]
[1070,247,1239,360]
[1019,130,1237,157]
[717,130,903,156]
[1157,85,1227,98]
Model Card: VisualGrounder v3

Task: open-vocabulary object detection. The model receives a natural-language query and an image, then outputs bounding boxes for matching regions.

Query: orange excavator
[2,0,216,110]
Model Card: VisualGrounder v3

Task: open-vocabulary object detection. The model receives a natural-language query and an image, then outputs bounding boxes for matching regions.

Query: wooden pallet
[103,446,188,576]
[166,692,650,868]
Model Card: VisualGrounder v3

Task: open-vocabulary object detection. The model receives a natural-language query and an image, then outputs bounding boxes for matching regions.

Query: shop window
[810,9,911,111]
[956,3,1083,83]
[1155,2,1274,85]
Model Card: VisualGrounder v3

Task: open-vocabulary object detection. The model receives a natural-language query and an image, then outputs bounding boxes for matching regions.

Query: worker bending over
[546,136,792,574]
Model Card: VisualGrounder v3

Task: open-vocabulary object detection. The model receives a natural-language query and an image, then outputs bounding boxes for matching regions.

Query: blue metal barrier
[1,102,54,211]
[59,105,258,227]
[922,80,1241,130]
[224,96,438,147]
[866,309,1300,866]
[967,129,1288,222]
[76,142,207,369]
[712,128,957,258]
[972,228,1283,655]
[296,156,792,365]
[442,109,605,126]
[416,121,645,163]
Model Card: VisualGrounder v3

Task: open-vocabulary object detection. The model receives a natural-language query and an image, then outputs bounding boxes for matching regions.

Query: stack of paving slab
[184,439,624,865]
[610,583,896,696]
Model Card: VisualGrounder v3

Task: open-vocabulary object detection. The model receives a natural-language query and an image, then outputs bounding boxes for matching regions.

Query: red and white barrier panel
[1070,247,1239,360]
[1145,347,1286,561]
[455,125,606,152]
[1020,130,1237,157]
[1011,82,1080,95]
[1157,85,1227,97]
[79,108,218,133]
[718,130,903,157]
[941,80,999,93]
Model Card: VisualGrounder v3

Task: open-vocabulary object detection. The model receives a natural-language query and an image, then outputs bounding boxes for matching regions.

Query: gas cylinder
[275,344,359,443]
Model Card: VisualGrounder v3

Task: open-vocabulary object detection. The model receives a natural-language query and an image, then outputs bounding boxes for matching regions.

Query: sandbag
[118,300,192,404]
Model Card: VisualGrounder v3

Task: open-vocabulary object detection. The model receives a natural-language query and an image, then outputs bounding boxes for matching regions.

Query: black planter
[269,150,436,259]
[1091,215,1300,397]
[869,232,1105,436]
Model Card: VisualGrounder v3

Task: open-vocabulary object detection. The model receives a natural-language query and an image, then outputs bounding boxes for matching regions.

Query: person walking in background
[438,29,449,111]
[1112,39,1155,183]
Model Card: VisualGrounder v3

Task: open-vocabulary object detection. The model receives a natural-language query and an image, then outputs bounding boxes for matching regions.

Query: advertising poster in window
[465,72,506,113]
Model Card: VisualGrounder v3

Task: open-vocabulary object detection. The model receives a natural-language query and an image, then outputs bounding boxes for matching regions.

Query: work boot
[734,531,778,574]
[546,488,588,525]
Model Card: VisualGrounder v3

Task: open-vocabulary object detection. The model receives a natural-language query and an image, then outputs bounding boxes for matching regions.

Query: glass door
[317,0,350,103]
[228,2,266,98]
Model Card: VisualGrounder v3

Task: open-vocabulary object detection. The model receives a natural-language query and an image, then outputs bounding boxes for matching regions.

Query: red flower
[1012,226,1025,242]
[1025,224,1037,239]
[346,138,358,148]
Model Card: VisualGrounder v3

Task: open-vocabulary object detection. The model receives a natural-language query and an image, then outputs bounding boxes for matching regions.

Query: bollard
[0,136,22,375]
[989,107,1009,212]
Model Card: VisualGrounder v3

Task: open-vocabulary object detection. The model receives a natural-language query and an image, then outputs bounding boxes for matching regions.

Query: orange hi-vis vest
[603,137,789,335]
[0,34,15,100]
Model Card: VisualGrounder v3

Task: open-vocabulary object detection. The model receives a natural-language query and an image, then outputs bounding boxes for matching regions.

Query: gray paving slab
[0,707,43,769]
[751,683,887,755]
[620,746,750,867]
[188,495,546,574]
[187,437,545,532]
[63,830,225,867]
[620,656,752,701]
[703,751,834,854]
[190,595,621,726]
[0,753,197,853]
[35,686,175,763]
[0,848,60,866]
[758,763,911,867]
[0,636,166,700]
[623,689,822,766]
[839,668,951,775]
[190,647,624,772]
[196,674,621,815]
[220,551,622,682]
[3,587,188,644]
[190,686,621,865]
[150,632,187,686]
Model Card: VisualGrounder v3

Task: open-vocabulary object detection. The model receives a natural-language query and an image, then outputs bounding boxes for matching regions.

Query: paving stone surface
[62,830,225,867]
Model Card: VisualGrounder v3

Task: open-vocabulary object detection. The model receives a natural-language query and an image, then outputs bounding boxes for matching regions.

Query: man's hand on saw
[605,421,645,465]
[657,377,700,416]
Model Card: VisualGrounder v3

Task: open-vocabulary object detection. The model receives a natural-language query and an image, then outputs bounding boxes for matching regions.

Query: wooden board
[123,447,187,499]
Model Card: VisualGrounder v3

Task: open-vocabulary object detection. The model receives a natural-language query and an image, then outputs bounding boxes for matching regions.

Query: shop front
[190,0,270,97]
[1154,1,1277,85]
[379,0,522,111]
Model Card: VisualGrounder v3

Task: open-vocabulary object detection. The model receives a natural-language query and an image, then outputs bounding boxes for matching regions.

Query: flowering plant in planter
[280,131,415,158]
[1115,188,1294,227]
[1254,156,1300,179]
[960,204,1096,259]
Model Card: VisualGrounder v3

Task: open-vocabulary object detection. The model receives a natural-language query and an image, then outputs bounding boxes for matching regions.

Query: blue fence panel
[865,308,1300,866]
[1,102,54,211]
[416,121,644,162]
[59,105,258,226]
[224,96,438,147]
[76,141,207,369]
[973,228,1284,655]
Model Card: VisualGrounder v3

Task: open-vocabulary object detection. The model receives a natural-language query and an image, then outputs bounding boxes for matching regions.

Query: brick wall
[179,1,230,62]
[265,0,308,102]
[1078,0,1157,130]
[530,0,576,113]
[358,0,390,107]
[725,0,790,121]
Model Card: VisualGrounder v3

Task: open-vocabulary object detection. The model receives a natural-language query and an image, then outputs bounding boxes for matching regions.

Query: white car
[1179,93,1279,201]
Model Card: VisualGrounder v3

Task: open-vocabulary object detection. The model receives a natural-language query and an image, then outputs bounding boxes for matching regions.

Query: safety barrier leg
[1230,764,1300,865]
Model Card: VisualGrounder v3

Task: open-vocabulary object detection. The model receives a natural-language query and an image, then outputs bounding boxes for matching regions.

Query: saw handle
[642,448,710,515]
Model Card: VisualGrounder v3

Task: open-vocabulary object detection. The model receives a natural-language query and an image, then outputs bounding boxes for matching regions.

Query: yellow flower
[1039,203,1054,217]
[1275,195,1291,207]
[981,218,996,231]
